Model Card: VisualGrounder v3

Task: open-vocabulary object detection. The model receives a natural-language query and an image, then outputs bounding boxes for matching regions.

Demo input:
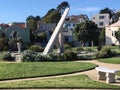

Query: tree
[26,15,39,42]
[73,20,98,46]
[26,15,37,30]
[43,1,70,23]
[35,16,41,21]
[99,28,105,45]
[100,7,113,18]
[115,28,120,49]
[43,9,61,23]
[114,11,120,22]
[57,1,70,14]
[44,8,56,18]
[0,38,8,50]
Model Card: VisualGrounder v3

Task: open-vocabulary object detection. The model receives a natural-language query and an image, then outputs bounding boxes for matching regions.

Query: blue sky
[0,0,120,23]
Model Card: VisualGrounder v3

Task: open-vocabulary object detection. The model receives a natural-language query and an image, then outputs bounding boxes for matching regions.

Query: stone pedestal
[97,71,116,83]
[106,73,115,83]
[97,71,106,80]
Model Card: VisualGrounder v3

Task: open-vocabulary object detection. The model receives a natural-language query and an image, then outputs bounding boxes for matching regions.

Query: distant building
[0,22,30,43]
[92,14,110,29]
[0,24,9,38]
[63,14,89,46]
[37,21,56,32]
[105,17,120,45]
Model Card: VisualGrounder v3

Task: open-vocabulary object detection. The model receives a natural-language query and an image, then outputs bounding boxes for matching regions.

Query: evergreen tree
[73,20,98,46]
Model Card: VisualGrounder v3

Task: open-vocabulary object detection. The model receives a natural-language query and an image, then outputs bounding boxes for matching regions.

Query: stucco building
[0,22,30,43]
[105,18,120,45]
[92,13,110,29]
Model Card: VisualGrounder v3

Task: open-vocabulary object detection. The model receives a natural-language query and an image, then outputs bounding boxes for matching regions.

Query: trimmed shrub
[78,54,96,60]
[45,53,66,61]
[64,50,77,60]
[64,44,71,49]
[46,53,60,61]
[1,52,14,61]
[29,45,44,52]
[57,53,66,61]
[96,46,117,58]
[21,50,77,62]
[35,54,46,61]
[84,48,93,52]
[73,47,84,52]
[97,46,102,51]
[21,50,37,62]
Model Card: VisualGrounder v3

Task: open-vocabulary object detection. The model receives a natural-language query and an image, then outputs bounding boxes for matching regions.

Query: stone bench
[95,67,119,83]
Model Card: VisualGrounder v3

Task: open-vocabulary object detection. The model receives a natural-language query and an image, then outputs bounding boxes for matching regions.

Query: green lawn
[0,75,119,89]
[98,57,120,64]
[98,57,120,77]
[0,62,96,80]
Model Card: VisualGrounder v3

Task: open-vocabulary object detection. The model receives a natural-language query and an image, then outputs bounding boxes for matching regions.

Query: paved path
[0,60,120,86]
[77,60,120,86]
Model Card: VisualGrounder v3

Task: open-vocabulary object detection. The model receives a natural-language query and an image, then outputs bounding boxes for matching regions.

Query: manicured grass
[0,62,96,80]
[0,75,119,89]
[98,57,120,77]
[98,57,120,64]
[117,72,120,77]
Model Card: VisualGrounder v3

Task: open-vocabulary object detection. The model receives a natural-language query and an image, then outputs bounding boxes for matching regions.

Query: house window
[10,31,21,40]
[99,22,104,26]
[63,24,68,32]
[92,17,95,20]
[112,31,115,36]
[40,25,46,29]
[68,24,71,27]
[99,16,105,19]
[73,24,76,27]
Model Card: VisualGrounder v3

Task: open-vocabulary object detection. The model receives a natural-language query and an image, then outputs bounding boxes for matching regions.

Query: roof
[9,22,26,28]
[0,24,9,27]
[16,23,25,28]
[64,19,79,24]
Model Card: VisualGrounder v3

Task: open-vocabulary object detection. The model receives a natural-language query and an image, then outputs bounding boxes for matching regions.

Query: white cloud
[76,7,100,12]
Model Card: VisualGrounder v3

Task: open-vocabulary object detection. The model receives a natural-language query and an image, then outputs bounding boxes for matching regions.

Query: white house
[92,14,110,29]
[105,17,120,45]
[63,14,88,45]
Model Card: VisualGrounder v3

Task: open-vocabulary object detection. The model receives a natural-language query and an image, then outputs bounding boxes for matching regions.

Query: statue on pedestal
[17,42,21,54]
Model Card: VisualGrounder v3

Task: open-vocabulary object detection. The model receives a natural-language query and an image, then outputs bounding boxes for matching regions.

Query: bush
[21,50,37,62]
[21,50,77,62]
[29,45,44,52]
[64,44,71,49]
[73,47,84,52]
[3,46,9,51]
[35,54,46,61]
[84,48,93,52]
[46,53,57,61]
[96,46,117,58]
[1,52,14,61]
[78,54,96,60]
[46,53,65,61]
[64,50,77,60]
[57,53,66,61]
[97,46,102,51]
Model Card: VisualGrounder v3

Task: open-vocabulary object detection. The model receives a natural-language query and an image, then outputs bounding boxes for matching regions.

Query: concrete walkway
[77,60,120,86]
[0,60,120,86]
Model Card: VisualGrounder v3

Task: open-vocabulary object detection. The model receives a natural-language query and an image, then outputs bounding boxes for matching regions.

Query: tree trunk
[91,41,94,47]
[81,42,85,47]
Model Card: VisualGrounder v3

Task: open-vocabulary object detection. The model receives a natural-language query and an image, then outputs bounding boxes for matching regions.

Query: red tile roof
[0,24,9,27]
